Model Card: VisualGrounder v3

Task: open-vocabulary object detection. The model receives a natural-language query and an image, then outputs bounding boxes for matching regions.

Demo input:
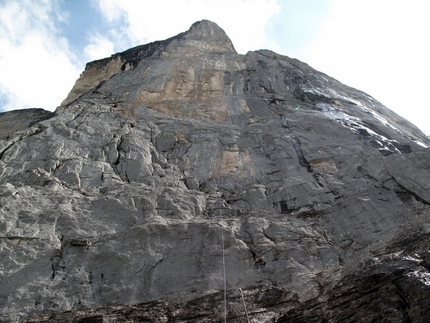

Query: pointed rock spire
[177,19,237,54]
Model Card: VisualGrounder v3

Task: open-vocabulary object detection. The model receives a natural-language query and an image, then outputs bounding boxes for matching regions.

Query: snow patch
[316,103,403,155]
[372,257,382,265]
[402,254,422,262]
[407,268,430,286]
[413,139,429,148]
[304,85,402,134]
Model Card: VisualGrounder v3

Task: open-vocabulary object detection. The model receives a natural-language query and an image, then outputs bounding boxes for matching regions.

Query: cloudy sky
[1,0,429,135]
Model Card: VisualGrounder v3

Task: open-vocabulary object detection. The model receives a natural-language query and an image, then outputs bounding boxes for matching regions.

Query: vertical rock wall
[1,20,429,322]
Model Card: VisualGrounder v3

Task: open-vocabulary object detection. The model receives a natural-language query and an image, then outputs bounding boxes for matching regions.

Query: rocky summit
[1,20,430,322]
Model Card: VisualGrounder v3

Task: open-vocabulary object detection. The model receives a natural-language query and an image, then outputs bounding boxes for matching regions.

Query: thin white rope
[220,205,227,323]
[240,288,251,323]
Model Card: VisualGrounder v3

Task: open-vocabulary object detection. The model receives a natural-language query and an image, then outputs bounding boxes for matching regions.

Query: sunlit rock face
[1,20,430,323]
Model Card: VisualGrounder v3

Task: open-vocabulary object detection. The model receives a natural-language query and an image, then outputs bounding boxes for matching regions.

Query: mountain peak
[2,19,430,323]
[172,19,236,54]
[61,20,236,105]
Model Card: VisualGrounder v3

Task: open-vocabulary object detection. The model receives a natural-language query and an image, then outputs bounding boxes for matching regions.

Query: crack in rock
[279,114,312,172]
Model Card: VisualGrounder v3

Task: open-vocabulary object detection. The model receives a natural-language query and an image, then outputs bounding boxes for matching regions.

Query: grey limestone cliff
[1,20,430,322]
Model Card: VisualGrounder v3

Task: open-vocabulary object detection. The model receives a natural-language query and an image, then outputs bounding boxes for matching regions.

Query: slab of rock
[1,20,429,322]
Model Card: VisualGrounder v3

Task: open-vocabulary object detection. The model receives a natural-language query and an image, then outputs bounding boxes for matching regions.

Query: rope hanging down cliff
[218,202,250,323]
[220,206,227,323]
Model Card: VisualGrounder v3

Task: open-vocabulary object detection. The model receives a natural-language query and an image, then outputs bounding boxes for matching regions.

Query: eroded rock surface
[1,20,429,322]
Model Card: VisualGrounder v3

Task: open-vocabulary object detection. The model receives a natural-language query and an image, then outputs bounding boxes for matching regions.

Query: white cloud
[2,0,427,136]
[94,0,280,54]
[0,0,280,113]
[297,0,430,135]
[84,33,115,61]
[0,0,81,112]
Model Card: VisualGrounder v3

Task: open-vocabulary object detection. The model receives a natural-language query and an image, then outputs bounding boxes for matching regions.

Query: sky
[0,0,429,136]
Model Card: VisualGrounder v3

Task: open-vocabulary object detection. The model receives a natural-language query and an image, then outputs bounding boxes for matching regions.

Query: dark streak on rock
[279,114,312,172]
[273,200,290,214]
[388,175,430,206]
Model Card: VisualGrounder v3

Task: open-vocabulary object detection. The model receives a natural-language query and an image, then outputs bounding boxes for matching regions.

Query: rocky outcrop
[278,234,430,323]
[61,20,236,106]
[1,20,429,322]
[0,109,54,140]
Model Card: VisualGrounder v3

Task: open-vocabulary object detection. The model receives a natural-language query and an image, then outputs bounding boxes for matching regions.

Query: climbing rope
[221,223,227,323]
[240,288,251,323]
[220,201,228,323]
[218,197,249,322]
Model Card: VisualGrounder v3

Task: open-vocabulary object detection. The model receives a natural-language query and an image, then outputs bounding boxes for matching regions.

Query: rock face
[1,20,430,322]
